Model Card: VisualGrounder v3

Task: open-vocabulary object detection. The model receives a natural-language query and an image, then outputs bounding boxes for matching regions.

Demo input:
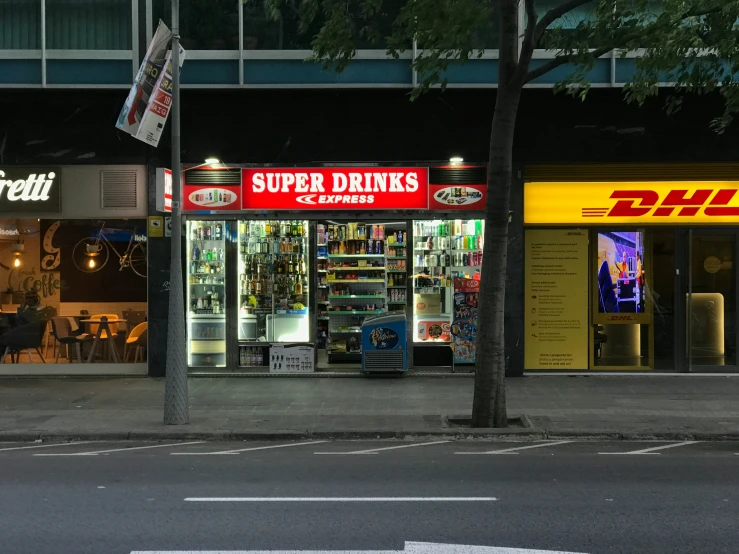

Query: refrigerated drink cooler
[361,314,407,373]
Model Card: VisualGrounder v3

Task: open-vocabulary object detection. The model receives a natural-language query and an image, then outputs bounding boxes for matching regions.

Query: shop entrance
[685,230,738,371]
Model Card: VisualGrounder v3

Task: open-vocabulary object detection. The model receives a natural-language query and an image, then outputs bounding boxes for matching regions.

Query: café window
[412,219,484,343]
[0,219,148,365]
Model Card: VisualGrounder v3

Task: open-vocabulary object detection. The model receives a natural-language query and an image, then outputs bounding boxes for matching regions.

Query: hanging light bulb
[13,258,20,268]
[88,258,96,269]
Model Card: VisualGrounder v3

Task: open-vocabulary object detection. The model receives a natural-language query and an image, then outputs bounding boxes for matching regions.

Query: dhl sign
[524,181,739,225]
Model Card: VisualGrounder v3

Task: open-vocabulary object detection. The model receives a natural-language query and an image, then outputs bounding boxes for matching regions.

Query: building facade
[2,1,738,375]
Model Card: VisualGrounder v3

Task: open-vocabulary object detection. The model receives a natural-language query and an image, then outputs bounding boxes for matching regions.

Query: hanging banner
[451,277,479,364]
[241,168,429,210]
[524,229,589,369]
[116,21,172,140]
[134,50,174,147]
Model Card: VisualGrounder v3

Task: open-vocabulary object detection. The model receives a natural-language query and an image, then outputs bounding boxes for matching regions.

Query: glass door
[687,231,737,371]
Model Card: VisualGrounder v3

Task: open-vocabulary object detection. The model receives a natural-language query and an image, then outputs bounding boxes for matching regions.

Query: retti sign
[525,181,739,225]
[0,167,61,213]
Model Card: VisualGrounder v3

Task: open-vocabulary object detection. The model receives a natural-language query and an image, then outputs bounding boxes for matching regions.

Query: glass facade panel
[46,0,132,50]
[412,219,484,343]
[0,0,41,49]
[0,218,148,365]
[186,220,227,368]
[154,0,239,50]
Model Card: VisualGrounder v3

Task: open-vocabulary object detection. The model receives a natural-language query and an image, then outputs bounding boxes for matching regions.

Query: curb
[2,428,739,442]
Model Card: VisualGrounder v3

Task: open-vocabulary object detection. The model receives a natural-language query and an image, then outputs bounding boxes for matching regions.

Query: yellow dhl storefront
[522,164,739,373]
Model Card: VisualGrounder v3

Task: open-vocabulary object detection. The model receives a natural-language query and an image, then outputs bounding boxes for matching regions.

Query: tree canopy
[256,0,739,130]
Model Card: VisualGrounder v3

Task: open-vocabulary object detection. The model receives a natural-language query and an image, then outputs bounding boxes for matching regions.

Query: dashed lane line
[34,441,205,456]
[314,440,451,455]
[171,440,329,456]
[599,441,702,455]
[455,440,575,455]
[0,441,95,452]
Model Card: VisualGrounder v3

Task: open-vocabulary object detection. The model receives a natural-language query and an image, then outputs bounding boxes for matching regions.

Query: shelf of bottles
[187,220,227,367]
[412,219,484,343]
[237,220,310,351]
[323,222,388,362]
[385,225,408,310]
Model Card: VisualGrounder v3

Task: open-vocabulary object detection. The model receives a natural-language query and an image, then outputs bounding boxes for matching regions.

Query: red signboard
[183,184,241,211]
[241,168,429,210]
[429,184,487,211]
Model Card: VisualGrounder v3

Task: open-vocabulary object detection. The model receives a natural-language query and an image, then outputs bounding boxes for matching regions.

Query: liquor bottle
[288,255,295,275]
[206,248,213,261]
[204,262,210,274]
[298,255,306,275]
[215,223,223,240]
[255,275,263,295]
[388,273,394,287]
[298,221,304,236]
[295,278,303,295]
[192,242,200,261]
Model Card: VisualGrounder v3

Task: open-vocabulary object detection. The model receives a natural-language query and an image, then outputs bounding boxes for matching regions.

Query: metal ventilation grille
[430,167,487,185]
[101,170,137,208]
[185,169,241,185]
[364,351,405,372]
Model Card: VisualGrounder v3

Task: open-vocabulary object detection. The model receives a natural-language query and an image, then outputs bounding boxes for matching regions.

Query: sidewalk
[1,374,739,440]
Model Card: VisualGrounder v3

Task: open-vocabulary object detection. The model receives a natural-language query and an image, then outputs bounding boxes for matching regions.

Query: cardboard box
[414,294,441,315]
[270,344,314,373]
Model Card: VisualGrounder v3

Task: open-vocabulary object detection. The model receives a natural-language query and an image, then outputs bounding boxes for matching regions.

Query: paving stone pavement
[1,374,738,439]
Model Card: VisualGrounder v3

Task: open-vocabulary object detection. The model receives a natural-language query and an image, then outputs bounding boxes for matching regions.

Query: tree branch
[524,46,613,84]
[532,0,597,47]
[512,0,538,87]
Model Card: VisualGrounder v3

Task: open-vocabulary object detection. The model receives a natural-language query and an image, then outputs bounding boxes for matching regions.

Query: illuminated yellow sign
[524,181,739,225]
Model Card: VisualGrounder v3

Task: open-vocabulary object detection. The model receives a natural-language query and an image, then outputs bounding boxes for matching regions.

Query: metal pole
[164,0,189,424]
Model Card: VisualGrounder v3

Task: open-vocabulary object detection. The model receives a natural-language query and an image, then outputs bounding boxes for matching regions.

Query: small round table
[79,317,127,363]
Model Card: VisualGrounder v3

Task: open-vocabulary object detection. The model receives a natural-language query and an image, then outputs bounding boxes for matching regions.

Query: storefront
[163,163,487,373]
[522,163,739,373]
[0,165,149,375]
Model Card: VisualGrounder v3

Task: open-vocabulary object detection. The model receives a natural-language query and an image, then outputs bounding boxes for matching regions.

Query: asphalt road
[1,439,738,554]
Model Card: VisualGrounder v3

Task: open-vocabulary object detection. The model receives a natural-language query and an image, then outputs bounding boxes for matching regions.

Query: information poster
[451,277,479,364]
[525,230,589,369]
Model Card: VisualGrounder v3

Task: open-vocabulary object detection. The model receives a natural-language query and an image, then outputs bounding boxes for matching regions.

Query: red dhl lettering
[584,189,739,218]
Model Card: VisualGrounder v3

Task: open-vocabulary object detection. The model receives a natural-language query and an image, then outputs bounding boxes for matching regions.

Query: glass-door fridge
[186,220,227,367]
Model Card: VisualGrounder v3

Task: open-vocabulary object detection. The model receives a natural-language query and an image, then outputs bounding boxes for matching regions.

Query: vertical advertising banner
[524,229,589,369]
[135,51,174,147]
[451,277,480,364]
[116,21,172,140]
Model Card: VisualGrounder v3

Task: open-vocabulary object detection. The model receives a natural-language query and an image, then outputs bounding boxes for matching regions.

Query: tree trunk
[471,85,521,428]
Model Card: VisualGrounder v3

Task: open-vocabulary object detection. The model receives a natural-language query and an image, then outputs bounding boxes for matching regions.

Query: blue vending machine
[361,314,407,373]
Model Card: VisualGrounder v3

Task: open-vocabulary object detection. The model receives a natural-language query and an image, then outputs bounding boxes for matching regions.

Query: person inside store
[17,290,46,325]
[598,260,619,313]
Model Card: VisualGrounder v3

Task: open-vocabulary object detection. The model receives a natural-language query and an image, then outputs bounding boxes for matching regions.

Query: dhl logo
[582,189,739,218]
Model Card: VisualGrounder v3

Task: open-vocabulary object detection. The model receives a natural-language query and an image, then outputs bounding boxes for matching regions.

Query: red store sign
[241,168,429,210]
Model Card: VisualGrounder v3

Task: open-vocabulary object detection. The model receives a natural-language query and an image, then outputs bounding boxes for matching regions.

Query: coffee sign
[0,167,61,213]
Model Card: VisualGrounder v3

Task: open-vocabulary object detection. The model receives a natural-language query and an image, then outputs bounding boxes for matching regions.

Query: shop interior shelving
[412,219,484,343]
[324,222,388,363]
[187,220,227,368]
[237,220,310,367]
[384,223,408,312]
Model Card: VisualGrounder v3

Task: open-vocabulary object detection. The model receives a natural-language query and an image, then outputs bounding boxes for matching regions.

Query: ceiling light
[205,157,220,165]
[449,157,464,165]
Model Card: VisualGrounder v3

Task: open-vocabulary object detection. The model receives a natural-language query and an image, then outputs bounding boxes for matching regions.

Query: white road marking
[130,540,586,553]
[34,441,205,456]
[184,497,498,503]
[171,440,328,456]
[315,440,451,455]
[599,441,701,455]
[0,441,95,452]
[456,440,574,455]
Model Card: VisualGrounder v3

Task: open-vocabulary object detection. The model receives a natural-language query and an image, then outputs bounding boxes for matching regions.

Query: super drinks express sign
[241,168,429,210]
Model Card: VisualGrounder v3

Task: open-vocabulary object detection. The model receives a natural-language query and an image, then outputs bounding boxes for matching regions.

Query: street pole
[164,0,189,424]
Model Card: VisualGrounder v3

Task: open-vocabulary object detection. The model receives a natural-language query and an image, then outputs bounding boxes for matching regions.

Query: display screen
[596,231,645,313]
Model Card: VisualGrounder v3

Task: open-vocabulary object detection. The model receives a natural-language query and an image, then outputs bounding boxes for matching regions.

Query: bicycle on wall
[72,221,147,278]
